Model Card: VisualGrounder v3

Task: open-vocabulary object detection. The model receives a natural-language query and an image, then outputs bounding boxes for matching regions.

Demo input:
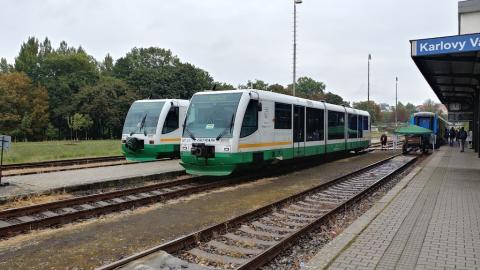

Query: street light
[395,76,398,128]
[367,54,371,114]
[292,0,302,97]
[367,54,371,104]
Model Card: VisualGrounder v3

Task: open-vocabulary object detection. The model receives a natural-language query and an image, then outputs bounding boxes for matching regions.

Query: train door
[293,105,305,157]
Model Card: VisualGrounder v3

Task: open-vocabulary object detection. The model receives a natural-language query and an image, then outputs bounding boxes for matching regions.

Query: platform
[306,146,480,270]
[0,160,183,202]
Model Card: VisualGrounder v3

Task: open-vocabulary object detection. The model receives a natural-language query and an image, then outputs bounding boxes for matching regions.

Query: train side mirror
[257,102,262,112]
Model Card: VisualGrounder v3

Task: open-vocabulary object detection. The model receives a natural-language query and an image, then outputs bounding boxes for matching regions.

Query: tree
[113,47,213,99]
[422,99,436,112]
[0,58,13,74]
[30,85,50,139]
[74,76,138,138]
[39,37,53,58]
[37,41,100,136]
[213,82,235,90]
[45,124,59,140]
[352,100,382,124]
[392,102,409,123]
[267,83,289,95]
[0,72,50,141]
[100,53,114,76]
[287,77,326,98]
[325,92,349,106]
[171,62,214,98]
[405,102,416,118]
[70,113,93,140]
[14,37,40,80]
[239,79,268,90]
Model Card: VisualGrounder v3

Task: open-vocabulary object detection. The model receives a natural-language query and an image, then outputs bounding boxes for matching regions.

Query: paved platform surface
[0,160,183,200]
[307,146,480,270]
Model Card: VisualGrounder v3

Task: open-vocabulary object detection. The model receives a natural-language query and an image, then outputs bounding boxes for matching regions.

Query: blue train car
[410,112,448,148]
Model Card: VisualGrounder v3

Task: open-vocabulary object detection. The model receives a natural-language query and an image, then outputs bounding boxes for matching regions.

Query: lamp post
[367,54,371,105]
[395,76,398,128]
[293,0,302,97]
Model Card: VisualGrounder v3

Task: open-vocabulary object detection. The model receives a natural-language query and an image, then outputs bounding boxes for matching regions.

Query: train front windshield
[123,101,165,135]
[415,116,433,130]
[184,93,242,139]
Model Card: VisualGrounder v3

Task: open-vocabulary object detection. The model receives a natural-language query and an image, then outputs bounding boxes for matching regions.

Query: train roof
[134,99,189,106]
[193,89,370,116]
[413,111,435,117]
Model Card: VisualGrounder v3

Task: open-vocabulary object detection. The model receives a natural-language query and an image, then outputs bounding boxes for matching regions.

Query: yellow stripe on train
[160,138,181,142]
[239,141,292,149]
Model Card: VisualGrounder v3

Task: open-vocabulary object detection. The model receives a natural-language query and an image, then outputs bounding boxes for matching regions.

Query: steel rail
[96,153,415,270]
[237,156,415,270]
[3,156,126,170]
[0,153,330,237]
[0,177,205,237]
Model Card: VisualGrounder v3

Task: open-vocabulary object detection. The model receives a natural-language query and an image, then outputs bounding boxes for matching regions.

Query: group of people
[445,127,471,152]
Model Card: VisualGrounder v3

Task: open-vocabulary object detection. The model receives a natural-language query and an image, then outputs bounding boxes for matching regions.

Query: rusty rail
[97,154,416,270]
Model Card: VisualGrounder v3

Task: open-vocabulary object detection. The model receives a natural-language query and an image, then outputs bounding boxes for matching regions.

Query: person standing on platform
[459,127,467,152]
[456,129,460,146]
[467,129,472,148]
[380,133,388,150]
[449,127,456,146]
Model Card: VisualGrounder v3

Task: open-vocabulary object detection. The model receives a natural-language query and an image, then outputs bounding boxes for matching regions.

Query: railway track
[97,154,416,270]
[0,176,241,237]
[370,140,404,149]
[0,150,401,238]
[3,156,126,170]
[2,156,129,176]
[0,155,328,237]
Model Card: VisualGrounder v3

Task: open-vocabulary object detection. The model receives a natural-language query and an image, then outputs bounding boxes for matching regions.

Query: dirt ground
[0,151,398,270]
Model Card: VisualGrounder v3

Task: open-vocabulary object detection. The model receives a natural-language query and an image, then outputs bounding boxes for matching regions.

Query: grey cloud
[0,0,458,105]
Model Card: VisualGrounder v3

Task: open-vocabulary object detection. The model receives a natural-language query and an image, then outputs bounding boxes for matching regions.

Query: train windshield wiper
[216,114,235,141]
[184,125,197,141]
[130,113,148,136]
[139,113,147,131]
[216,128,228,141]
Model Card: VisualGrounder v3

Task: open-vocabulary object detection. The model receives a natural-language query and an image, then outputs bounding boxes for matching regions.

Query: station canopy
[411,33,480,121]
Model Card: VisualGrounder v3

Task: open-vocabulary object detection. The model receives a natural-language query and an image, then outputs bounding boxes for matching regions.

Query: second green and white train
[180,89,371,176]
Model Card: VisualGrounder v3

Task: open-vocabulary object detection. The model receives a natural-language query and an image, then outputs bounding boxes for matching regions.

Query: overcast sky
[0,0,459,105]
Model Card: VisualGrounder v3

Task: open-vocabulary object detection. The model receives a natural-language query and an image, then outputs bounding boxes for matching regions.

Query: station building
[410,0,480,156]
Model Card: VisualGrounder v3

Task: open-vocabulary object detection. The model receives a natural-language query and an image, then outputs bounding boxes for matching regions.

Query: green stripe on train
[180,140,370,176]
[122,143,179,161]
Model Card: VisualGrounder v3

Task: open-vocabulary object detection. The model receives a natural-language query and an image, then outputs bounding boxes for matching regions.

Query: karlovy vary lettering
[419,37,480,52]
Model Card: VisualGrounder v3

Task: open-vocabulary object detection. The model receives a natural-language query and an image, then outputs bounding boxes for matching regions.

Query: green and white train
[180,90,370,176]
[122,99,189,161]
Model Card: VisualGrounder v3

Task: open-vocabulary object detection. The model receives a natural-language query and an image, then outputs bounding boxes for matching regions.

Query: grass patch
[1,140,122,164]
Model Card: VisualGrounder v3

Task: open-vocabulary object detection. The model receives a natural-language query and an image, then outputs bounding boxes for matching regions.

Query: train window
[363,116,369,131]
[328,111,345,140]
[162,106,179,134]
[358,116,363,138]
[274,103,292,129]
[306,107,324,141]
[416,116,433,130]
[240,100,259,138]
[348,114,358,138]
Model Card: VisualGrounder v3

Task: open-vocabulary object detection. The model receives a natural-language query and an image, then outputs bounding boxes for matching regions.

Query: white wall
[460,12,480,34]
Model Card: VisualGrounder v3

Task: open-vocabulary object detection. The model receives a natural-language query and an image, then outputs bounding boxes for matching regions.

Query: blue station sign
[412,33,480,56]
